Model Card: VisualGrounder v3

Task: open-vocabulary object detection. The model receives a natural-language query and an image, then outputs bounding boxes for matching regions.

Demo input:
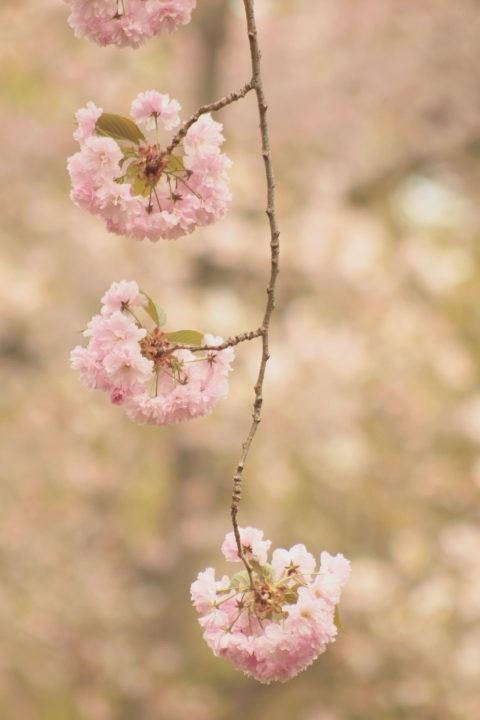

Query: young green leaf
[167,154,186,173]
[250,558,272,579]
[283,591,298,604]
[96,113,146,145]
[132,177,150,198]
[229,570,251,589]
[164,330,204,345]
[119,151,137,168]
[334,605,347,633]
[155,304,167,327]
[263,563,275,579]
[140,289,167,328]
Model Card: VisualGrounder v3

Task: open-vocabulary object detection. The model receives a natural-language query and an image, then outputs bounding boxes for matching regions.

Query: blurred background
[1,0,480,718]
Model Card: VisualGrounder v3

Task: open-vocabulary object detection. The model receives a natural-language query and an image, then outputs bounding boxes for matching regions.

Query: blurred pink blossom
[65,0,196,49]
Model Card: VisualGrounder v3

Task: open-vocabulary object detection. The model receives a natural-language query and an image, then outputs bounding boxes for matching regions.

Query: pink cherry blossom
[130,91,181,131]
[73,101,103,144]
[183,113,224,159]
[68,96,232,241]
[190,568,218,614]
[86,311,146,351]
[100,280,148,317]
[68,135,123,186]
[64,0,196,49]
[221,527,272,565]
[191,568,230,616]
[102,344,154,389]
[191,529,350,683]
[320,550,352,585]
[70,345,109,391]
[71,281,235,426]
[272,543,316,581]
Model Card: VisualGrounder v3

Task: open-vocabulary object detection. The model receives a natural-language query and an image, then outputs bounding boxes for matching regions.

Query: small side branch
[163,80,255,157]
[171,327,264,353]
[230,0,281,579]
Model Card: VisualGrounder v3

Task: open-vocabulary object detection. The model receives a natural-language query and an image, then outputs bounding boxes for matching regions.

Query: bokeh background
[1,0,480,718]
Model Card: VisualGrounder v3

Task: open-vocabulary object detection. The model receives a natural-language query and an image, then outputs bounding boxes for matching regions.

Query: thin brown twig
[230,0,281,590]
[161,80,255,158]
[170,328,264,353]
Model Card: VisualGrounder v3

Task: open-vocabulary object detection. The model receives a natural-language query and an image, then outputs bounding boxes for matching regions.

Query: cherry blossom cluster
[64,0,196,49]
[68,92,232,241]
[191,527,351,683]
[70,280,235,426]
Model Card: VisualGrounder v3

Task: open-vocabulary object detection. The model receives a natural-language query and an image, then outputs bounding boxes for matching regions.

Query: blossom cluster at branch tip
[64,0,196,49]
[68,93,232,241]
[70,280,235,426]
[191,527,351,683]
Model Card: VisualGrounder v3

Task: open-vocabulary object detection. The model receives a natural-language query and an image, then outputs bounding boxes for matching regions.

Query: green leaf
[155,304,167,327]
[119,151,137,168]
[283,591,299,604]
[250,559,273,581]
[167,154,186,173]
[263,563,275,579]
[229,570,250,589]
[140,289,167,328]
[132,178,150,198]
[96,112,146,145]
[334,605,347,634]
[164,330,204,345]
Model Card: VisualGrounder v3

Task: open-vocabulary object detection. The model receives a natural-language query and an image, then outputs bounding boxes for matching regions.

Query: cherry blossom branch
[171,327,264,353]
[230,0,281,585]
[162,80,255,157]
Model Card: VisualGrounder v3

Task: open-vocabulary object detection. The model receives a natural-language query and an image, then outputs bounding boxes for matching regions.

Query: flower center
[141,329,190,387]
[137,144,168,187]
[249,578,292,621]
[142,328,174,367]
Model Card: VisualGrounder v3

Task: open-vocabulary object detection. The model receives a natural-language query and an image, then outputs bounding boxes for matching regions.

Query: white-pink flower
[222,527,272,565]
[100,280,148,317]
[183,113,224,160]
[73,101,103,144]
[130,91,181,131]
[68,96,232,241]
[191,529,350,684]
[68,135,123,186]
[70,345,109,391]
[64,0,197,49]
[71,281,235,426]
[272,543,316,581]
[320,550,352,585]
[103,344,154,389]
[87,311,146,351]
[191,568,230,618]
